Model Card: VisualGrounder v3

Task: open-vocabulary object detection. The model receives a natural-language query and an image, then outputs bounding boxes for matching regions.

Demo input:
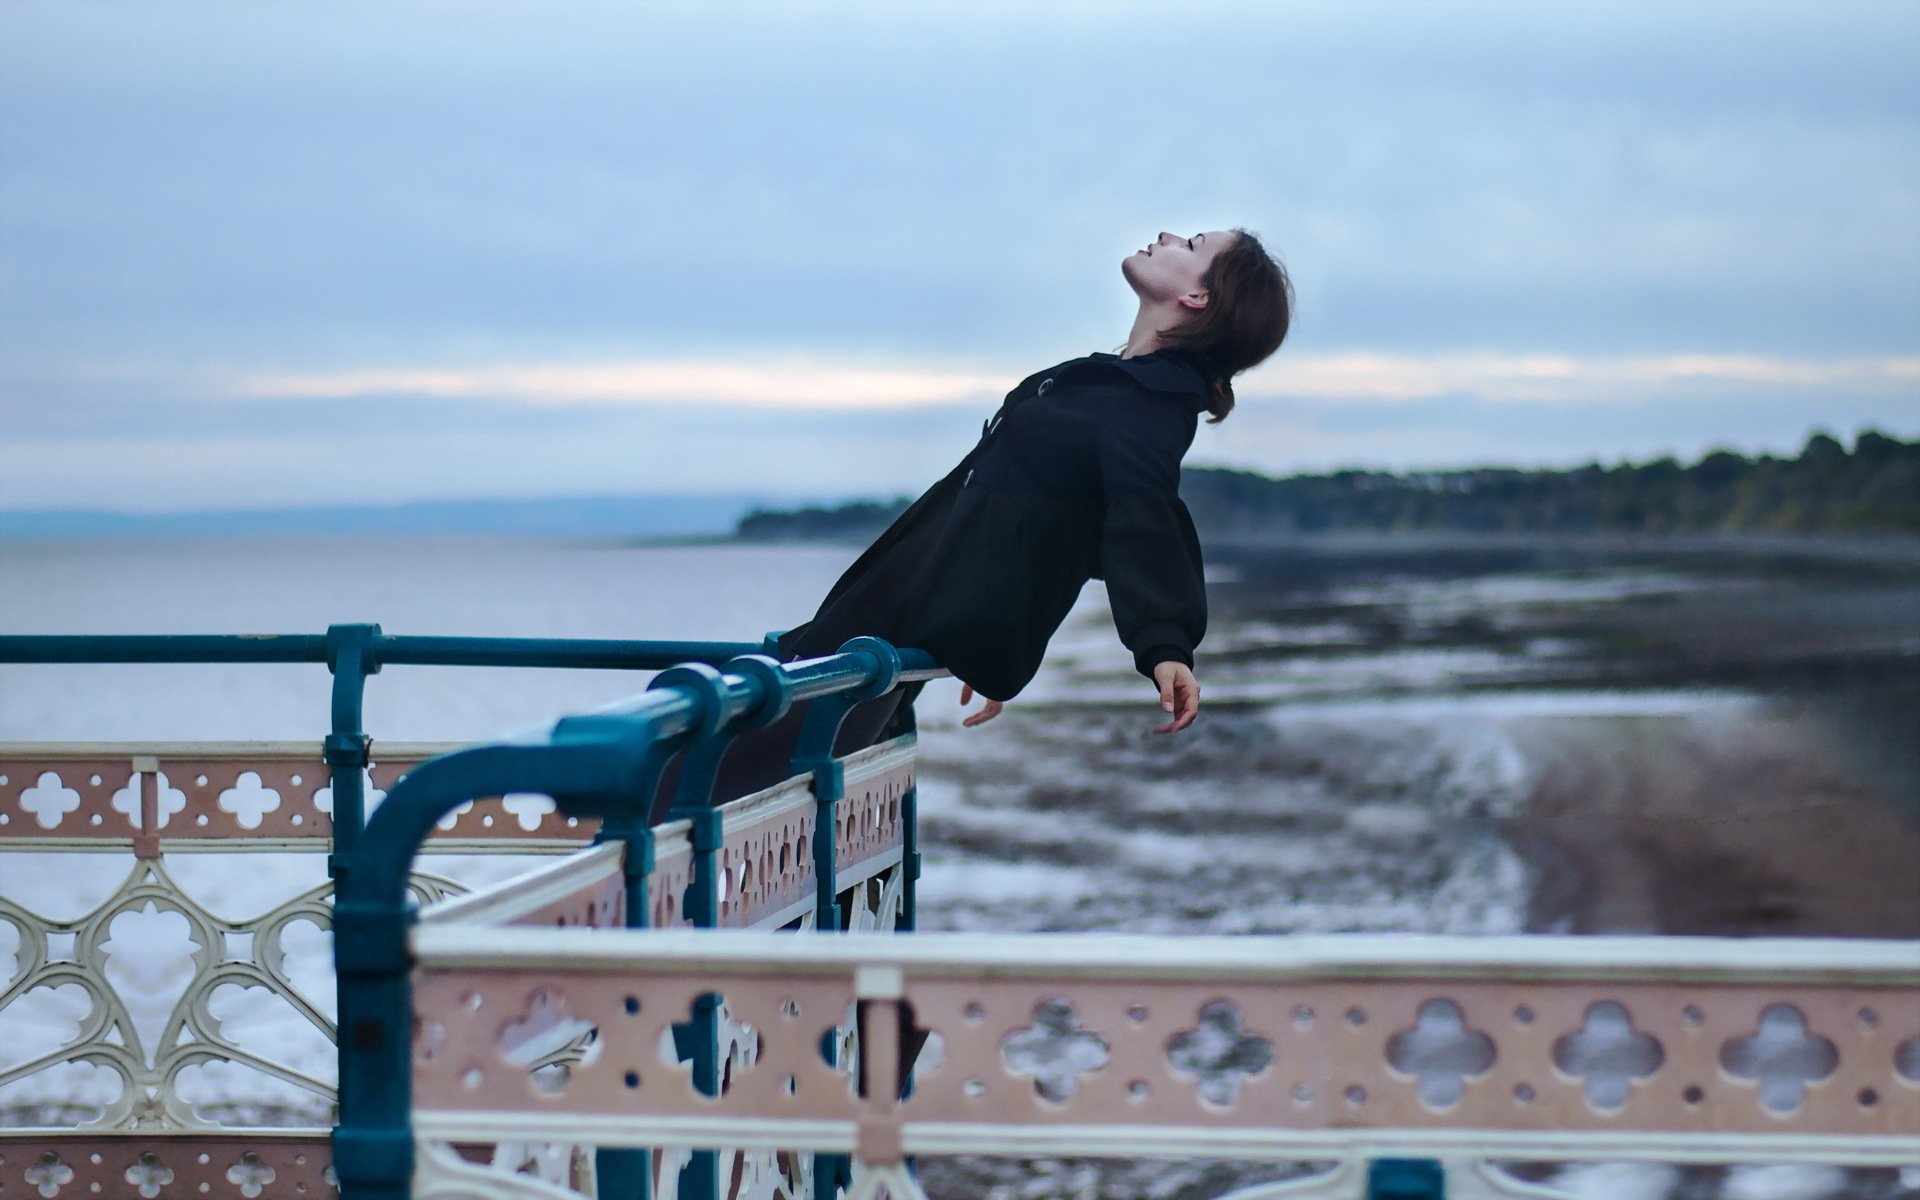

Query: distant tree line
[734,430,1919,541]
[735,497,915,542]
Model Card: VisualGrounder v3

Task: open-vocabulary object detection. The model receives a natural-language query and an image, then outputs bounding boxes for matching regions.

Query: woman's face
[1122,230,1235,306]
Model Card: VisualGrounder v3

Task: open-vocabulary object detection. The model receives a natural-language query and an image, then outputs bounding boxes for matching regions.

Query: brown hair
[1158,228,1293,423]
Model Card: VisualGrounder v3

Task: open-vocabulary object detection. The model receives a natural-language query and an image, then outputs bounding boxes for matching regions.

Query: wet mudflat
[906,533,1920,1200]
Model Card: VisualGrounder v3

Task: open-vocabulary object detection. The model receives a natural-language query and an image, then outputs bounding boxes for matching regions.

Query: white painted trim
[837,846,905,887]
[410,1110,1920,1165]
[840,734,917,783]
[420,842,624,926]
[413,1111,857,1154]
[411,927,1920,986]
[718,777,815,827]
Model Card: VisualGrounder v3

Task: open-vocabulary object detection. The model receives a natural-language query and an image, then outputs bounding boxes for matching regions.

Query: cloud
[1248,353,1920,404]
[2,2,1917,512]
[233,358,1008,410]
[222,350,1920,411]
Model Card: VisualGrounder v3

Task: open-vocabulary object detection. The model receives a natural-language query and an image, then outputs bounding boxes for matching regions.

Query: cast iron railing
[0,629,934,1200]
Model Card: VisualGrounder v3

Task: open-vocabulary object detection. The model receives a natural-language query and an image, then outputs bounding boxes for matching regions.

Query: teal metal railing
[328,635,941,1200]
[1,625,778,887]
[0,627,939,1200]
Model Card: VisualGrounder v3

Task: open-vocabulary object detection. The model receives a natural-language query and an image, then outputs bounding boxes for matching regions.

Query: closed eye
[1186,237,1194,250]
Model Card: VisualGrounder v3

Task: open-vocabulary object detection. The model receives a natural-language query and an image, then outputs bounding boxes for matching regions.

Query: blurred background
[2,3,1917,1197]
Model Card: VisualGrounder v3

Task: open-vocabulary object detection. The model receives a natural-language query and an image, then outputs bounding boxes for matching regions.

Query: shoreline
[1496,697,1920,940]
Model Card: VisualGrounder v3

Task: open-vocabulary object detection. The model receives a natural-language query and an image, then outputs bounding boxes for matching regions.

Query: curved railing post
[330,722,677,1200]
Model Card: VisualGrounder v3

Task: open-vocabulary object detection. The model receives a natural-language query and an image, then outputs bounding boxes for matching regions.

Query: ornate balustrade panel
[407,733,915,1199]
[0,743,622,1197]
[3,627,940,1199]
[830,737,912,939]
[1,744,342,850]
[408,929,1920,1171]
[0,743,603,853]
[712,779,817,932]
[0,1133,337,1199]
[830,738,911,892]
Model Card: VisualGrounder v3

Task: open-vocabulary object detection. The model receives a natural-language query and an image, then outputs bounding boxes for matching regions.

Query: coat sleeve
[1093,392,1208,682]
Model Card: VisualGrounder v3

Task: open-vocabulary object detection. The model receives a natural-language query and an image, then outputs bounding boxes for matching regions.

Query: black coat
[778,347,1213,701]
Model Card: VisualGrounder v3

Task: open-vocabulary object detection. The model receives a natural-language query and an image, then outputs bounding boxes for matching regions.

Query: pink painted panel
[718,808,816,929]
[834,758,911,882]
[897,975,1918,1137]
[0,1134,333,1198]
[412,959,1917,1139]
[414,968,862,1123]
[0,758,142,840]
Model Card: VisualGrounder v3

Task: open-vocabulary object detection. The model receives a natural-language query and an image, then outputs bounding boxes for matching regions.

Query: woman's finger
[1154,670,1201,734]
[1173,677,1200,732]
[962,699,1003,728]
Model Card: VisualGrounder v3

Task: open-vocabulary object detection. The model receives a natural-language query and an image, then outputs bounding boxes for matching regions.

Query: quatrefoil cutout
[19,773,81,829]
[216,773,283,829]
[25,1152,74,1198]
[1386,998,1497,1108]
[1552,1001,1664,1110]
[1002,998,1110,1103]
[1719,1004,1838,1113]
[1166,1000,1274,1106]
[226,1151,276,1198]
[126,1153,175,1199]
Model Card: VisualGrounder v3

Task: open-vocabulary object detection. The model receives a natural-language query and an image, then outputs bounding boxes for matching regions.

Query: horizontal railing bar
[0,634,332,663]
[413,928,1920,987]
[0,741,465,758]
[407,1112,1920,1165]
[0,633,772,670]
[372,636,765,669]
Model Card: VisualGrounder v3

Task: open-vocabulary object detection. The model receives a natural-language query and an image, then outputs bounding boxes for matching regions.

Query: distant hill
[0,493,790,540]
[733,430,1920,541]
[735,497,916,543]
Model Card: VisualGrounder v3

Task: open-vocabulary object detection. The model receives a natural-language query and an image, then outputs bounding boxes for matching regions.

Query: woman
[651,228,1292,820]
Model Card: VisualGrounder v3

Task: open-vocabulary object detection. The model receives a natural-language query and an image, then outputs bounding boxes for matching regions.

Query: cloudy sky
[2,0,1915,513]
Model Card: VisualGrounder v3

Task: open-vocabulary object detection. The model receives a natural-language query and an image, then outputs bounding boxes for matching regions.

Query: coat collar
[1081,348,1216,410]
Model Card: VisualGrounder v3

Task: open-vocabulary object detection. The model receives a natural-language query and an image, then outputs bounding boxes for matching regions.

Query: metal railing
[335,657,1918,1200]
[408,928,1920,1200]
[1,628,938,1200]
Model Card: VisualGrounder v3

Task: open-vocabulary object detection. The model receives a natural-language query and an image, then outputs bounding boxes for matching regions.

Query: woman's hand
[958,683,1004,728]
[1151,661,1200,733]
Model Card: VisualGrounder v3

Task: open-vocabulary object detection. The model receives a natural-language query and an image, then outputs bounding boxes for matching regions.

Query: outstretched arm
[1095,392,1209,732]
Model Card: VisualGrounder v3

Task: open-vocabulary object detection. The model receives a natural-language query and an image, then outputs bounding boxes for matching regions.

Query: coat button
[1037,377,1054,396]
